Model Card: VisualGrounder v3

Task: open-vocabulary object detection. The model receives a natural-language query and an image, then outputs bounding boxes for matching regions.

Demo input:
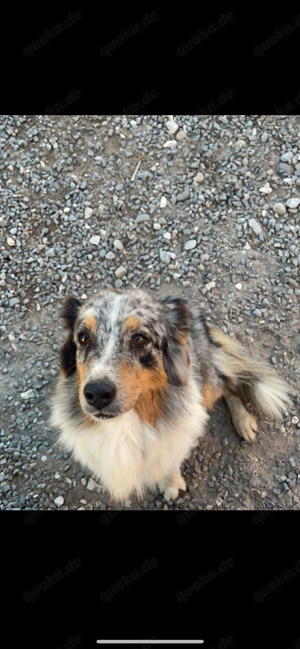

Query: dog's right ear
[59,295,83,377]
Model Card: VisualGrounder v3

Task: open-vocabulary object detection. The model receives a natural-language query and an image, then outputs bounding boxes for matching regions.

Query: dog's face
[59,289,191,426]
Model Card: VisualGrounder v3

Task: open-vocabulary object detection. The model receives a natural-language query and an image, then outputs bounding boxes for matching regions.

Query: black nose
[84,382,116,409]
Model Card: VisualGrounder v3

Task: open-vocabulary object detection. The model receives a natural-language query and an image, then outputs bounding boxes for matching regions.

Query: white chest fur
[53,382,208,501]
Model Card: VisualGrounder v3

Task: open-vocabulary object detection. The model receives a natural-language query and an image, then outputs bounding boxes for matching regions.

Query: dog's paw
[159,472,187,501]
[234,411,258,442]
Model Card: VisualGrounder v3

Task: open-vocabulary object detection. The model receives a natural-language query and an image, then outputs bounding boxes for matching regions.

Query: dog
[50,288,291,502]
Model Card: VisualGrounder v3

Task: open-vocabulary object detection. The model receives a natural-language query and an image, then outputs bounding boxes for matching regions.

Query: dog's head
[59,289,191,426]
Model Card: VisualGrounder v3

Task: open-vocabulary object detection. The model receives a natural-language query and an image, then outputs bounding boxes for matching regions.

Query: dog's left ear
[61,294,83,330]
[59,295,83,377]
[159,296,191,386]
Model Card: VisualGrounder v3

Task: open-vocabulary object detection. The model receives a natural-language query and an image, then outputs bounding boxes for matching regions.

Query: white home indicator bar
[96,642,204,645]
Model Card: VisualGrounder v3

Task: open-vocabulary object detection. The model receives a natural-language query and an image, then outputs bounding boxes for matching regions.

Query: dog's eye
[78,332,89,345]
[132,334,148,347]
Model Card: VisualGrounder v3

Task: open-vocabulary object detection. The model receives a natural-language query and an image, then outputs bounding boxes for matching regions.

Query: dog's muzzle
[83,381,117,418]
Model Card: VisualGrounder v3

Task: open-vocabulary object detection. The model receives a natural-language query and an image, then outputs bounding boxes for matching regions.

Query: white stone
[87,478,102,492]
[273,203,286,215]
[163,232,171,240]
[281,151,293,162]
[160,196,167,208]
[259,182,272,194]
[90,235,100,245]
[159,250,171,264]
[135,213,150,223]
[41,456,47,462]
[236,140,246,146]
[165,119,178,134]
[176,130,187,141]
[105,251,115,260]
[21,389,34,400]
[84,207,93,219]
[194,172,204,183]
[163,140,177,148]
[115,265,126,278]
[286,198,300,208]
[54,496,64,507]
[204,281,216,293]
[153,223,161,230]
[184,239,197,251]
[235,283,242,290]
[114,239,123,250]
[7,237,15,246]
[249,218,262,235]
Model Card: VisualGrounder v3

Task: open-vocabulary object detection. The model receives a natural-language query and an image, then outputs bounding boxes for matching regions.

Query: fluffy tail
[207,324,292,420]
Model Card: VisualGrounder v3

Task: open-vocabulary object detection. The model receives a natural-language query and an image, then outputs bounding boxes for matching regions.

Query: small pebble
[184,239,197,251]
[165,120,178,134]
[273,203,286,215]
[87,478,102,492]
[90,235,100,245]
[259,182,272,194]
[163,140,177,148]
[286,198,300,209]
[159,250,171,264]
[249,218,262,235]
[280,151,293,162]
[135,213,150,223]
[115,265,126,278]
[176,188,190,202]
[21,389,35,400]
[54,496,64,507]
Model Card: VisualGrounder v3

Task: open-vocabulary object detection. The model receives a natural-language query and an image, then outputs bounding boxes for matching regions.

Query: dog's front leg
[159,471,187,501]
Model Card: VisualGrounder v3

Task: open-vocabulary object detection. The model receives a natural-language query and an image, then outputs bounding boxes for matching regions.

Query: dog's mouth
[94,413,116,420]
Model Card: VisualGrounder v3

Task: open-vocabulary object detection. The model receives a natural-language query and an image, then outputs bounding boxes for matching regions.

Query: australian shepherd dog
[50,289,291,502]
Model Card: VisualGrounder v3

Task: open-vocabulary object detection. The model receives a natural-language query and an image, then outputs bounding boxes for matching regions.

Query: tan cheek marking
[84,314,97,335]
[120,358,168,427]
[201,381,222,411]
[124,315,142,332]
[77,362,90,410]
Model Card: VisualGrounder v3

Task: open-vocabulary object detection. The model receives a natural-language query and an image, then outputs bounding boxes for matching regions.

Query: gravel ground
[0,114,299,511]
